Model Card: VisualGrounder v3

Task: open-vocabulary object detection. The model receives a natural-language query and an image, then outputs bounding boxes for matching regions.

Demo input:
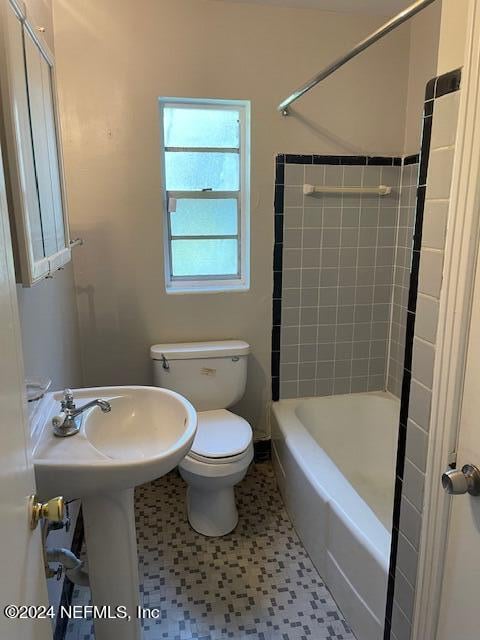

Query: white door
[0,144,52,636]
[437,241,480,639]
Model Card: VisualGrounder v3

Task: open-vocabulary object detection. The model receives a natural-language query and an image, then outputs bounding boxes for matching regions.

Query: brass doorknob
[29,495,65,530]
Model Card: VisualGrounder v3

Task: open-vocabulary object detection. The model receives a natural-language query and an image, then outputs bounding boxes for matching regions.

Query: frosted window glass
[164,107,239,148]
[165,152,239,191]
[171,199,237,236]
[171,239,238,276]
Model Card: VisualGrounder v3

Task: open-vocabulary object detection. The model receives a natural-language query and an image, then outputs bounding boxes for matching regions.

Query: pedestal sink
[31,386,197,640]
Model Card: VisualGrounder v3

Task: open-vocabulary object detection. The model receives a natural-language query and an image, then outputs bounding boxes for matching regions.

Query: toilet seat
[188,445,253,465]
[188,409,252,463]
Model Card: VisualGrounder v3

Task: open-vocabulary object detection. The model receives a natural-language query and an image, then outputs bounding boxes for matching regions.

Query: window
[159,98,250,293]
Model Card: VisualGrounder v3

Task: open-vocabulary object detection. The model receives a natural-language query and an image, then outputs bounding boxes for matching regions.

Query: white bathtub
[271,391,399,640]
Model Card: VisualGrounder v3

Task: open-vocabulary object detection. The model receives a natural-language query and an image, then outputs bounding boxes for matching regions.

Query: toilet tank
[150,340,250,412]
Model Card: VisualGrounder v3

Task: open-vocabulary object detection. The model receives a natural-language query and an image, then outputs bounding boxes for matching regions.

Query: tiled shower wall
[386,68,461,640]
[387,158,420,398]
[272,156,403,400]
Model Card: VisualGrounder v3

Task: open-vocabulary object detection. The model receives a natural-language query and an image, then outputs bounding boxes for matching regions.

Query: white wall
[16,264,82,391]
[437,0,469,75]
[53,0,412,435]
[403,3,442,155]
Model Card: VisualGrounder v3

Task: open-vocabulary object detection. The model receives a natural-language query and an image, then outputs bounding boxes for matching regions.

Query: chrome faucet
[52,389,111,437]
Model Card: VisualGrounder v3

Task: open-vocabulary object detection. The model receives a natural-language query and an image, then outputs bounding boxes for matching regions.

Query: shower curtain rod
[277,0,437,115]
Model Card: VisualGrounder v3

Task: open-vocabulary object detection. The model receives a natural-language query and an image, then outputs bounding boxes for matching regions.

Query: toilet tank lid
[150,340,250,361]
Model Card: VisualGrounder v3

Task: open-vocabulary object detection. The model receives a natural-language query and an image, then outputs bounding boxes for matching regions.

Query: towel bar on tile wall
[303,184,392,196]
[70,238,84,248]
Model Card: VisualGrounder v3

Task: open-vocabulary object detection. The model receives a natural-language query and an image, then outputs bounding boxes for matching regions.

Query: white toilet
[150,340,253,537]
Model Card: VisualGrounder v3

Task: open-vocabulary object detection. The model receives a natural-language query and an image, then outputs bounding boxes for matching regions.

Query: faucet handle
[62,388,75,410]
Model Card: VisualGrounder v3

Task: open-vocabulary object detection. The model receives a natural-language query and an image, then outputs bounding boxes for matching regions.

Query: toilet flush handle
[161,354,170,371]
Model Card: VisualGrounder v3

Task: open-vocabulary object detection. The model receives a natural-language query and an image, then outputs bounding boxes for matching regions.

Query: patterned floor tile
[65,462,355,640]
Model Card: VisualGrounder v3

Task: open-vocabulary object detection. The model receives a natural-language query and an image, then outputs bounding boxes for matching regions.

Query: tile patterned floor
[65,462,355,640]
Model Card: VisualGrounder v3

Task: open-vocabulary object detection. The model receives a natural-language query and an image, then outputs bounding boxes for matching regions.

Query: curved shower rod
[278,0,438,115]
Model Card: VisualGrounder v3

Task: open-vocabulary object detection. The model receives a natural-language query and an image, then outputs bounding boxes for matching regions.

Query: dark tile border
[424,68,461,103]
[435,67,462,98]
[281,154,403,166]
[54,507,84,640]
[419,116,433,187]
[384,68,462,640]
[272,159,283,401]
[403,154,420,166]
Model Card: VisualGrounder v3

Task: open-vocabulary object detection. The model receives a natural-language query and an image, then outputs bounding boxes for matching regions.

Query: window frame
[158,97,250,294]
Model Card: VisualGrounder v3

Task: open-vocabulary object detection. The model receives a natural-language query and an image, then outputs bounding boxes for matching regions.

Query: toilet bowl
[150,340,253,536]
[179,410,253,536]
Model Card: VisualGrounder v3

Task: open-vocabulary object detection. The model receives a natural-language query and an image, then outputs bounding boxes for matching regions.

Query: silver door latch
[442,464,480,496]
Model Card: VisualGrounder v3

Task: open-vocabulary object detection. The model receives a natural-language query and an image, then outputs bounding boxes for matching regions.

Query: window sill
[166,281,250,295]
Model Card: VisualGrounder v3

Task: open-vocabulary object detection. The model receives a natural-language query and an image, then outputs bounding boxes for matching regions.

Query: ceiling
[213,0,416,16]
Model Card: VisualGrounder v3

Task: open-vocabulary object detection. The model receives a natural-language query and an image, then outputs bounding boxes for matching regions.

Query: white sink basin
[33,385,197,499]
